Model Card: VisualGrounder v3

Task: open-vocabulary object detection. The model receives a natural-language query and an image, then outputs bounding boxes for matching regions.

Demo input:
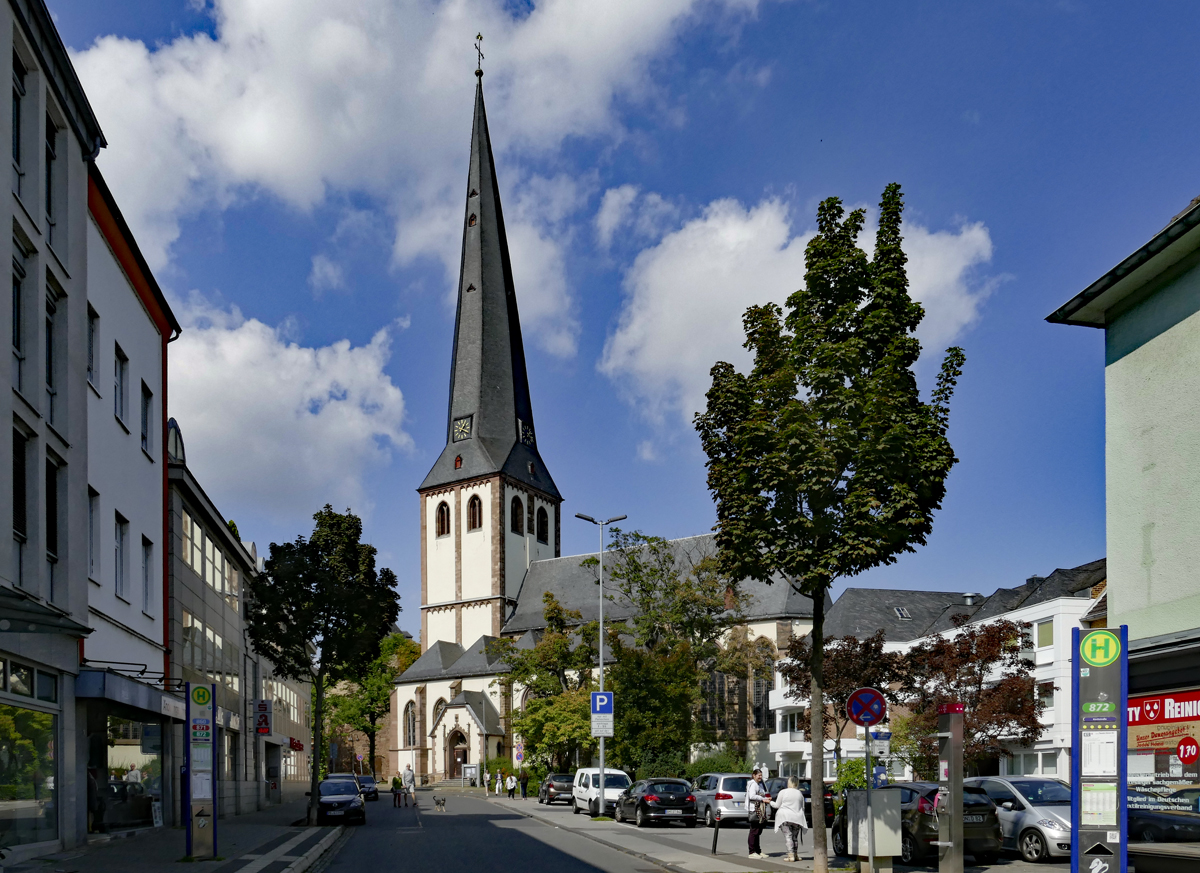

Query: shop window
[0,703,57,845]
[101,715,163,831]
[9,662,31,696]
[35,671,55,702]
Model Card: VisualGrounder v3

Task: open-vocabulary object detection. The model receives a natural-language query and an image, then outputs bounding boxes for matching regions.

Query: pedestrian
[402,763,417,807]
[483,768,491,797]
[124,764,142,784]
[391,771,403,807]
[519,770,529,800]
[745,768,768,859]
[769,776,809,862]
[496,770,503,796]
[506,773,517,799]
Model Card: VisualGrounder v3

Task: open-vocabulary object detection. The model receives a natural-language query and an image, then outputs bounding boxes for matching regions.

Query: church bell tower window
[436,502,450,538]
[510,496,524,536]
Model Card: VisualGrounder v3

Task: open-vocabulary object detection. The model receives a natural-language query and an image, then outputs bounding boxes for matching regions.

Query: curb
[284,825,345,873]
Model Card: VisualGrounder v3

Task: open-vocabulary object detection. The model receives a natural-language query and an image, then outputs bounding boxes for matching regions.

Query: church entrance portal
[447,730,468,778]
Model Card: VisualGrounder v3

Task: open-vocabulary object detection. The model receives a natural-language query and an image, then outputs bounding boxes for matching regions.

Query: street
[321,791,1071,873]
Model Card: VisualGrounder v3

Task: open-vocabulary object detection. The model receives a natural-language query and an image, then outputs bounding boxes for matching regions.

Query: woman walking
[495,770,504,797]
[769,777,810,862]
[506,773,517,799]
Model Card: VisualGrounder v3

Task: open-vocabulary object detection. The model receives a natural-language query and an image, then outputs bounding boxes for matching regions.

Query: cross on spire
[475,32,484,75]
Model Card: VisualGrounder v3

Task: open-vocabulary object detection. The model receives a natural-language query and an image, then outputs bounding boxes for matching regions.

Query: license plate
[733,802,743,808]
[666,809,682,815]
[328,810,344,816]
[964,815,984,823]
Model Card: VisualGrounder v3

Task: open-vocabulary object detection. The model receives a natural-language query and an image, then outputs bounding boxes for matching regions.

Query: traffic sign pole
[847,688,888,873]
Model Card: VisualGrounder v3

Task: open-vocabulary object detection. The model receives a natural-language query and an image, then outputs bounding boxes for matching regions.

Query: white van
[572,768,632,816]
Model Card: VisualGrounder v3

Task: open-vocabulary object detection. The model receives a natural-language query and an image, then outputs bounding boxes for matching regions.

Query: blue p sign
[591,692,613,715]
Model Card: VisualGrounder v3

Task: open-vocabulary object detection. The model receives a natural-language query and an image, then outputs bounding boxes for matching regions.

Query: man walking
[519,770,530,800]
[402,763,417,807]
[483,768,491,797]
[746,768,767,859]
[506,773,517,799]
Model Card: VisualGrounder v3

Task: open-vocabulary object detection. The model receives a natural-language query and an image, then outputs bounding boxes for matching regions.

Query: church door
[448,730,468,778]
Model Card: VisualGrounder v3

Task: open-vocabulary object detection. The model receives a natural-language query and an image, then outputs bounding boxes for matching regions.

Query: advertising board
[1126,686,1200,840]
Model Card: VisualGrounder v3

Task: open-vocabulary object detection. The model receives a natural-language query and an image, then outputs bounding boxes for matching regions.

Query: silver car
[693,773,750,827]
[965,776,1073,861]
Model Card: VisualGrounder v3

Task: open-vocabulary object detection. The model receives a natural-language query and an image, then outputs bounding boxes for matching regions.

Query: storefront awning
[0,585,92,635]
[76,669,186,721]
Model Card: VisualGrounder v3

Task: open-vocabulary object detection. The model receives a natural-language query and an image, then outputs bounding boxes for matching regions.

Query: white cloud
[596,185,640,249]
[595,185,679,249]
[308,254,346,295]
[169,297,411,520]
[70,0,770,353]
[601,196,995,426]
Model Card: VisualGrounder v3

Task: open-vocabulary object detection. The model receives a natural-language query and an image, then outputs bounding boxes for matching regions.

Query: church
[389,69,824,783]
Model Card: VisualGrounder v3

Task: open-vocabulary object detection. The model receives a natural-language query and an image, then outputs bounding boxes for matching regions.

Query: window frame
[466,495,482,532]
[114,512,129,600]
[141,537,154,614]
[510,496,524,536]
[1036,619,1054,649]
[536,506,548,544]
[435,501,450,538]
[87,488,99,580]
[11,428,28,587]
[113,344,128,422]
[140,382,153,453]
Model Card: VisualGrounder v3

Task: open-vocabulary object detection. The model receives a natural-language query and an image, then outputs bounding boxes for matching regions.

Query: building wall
[83,216,164,672]
[460,480,493,601]
[1105,270,1200,642]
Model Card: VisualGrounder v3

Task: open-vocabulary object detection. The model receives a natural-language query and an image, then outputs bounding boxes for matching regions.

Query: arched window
[436,502,450,537]
[536,507,549,544]
[403,701,416,747]
[433,698,447,724]
[510,496,524,535]
[467,495,483,531]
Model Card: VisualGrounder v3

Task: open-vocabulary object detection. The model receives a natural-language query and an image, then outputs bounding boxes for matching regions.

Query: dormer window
[454,455,462,470]
[894,607,912,621]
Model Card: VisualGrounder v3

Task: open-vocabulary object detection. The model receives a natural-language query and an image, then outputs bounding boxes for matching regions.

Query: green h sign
[1080,629,1121,668]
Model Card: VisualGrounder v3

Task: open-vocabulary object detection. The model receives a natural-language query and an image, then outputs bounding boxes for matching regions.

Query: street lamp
[575,512,626,816]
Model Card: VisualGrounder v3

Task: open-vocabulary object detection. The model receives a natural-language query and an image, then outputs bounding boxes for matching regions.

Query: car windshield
[603,774,631,788]
[1010,780,1072,805]
[646,781,690,794]
[320,781,358,796]
[357,777,373,784]
[722,777,750,793]
[552,775,572,783]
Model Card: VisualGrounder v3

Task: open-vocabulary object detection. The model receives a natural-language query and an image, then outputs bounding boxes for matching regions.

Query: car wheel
[614,803,625,823]
[636,806,647,828]
[573,799,581,815]
[591,799,598,817]
[900,831,920,864]
[1020,829,1049,862]
[832,828,847,857]
[705,806,715,828]
[1140,826,1161,843]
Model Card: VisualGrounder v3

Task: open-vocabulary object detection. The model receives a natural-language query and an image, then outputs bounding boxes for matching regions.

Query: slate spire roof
[420,71,559,498]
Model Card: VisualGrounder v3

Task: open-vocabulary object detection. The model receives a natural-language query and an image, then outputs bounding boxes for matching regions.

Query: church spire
[419,73,559,499]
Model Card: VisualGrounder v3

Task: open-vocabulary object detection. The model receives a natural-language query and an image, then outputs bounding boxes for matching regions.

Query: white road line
[236,830,319,873]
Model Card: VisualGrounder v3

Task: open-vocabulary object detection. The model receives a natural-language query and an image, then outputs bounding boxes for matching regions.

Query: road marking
[236,830,321,873]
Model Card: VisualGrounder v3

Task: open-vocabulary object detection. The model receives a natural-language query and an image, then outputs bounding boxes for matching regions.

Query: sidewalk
[11,800,344,873]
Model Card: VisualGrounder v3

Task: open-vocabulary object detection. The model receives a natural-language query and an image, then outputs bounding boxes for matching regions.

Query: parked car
[309,778,367,825]
[965,775,1071,861]
[1128,789,1200,843]
[538,773,574,805]
[614,778,697,828]
[693,773,751,827]
[356,774,380,801]
[831,781,1001,865]
[763,777,835,828]
[572,768,632,816]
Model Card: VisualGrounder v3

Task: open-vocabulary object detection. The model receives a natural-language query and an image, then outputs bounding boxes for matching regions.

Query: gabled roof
[431,689,504,737]
[419,72,558,499]
[396,640,464,683]
[502,534,827,636]
[446,635,511,678]
[823,588,972,642]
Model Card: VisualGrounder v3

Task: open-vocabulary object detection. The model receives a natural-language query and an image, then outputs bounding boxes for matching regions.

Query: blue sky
[48,0,1195,637]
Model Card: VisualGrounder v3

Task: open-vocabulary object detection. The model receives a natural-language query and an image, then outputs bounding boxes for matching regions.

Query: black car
[538,773,574,805]
[356,774,379,801]
[614,778,697,828]
[310,778,367,825]
[831,781,1001,865]
[763,777,835,828]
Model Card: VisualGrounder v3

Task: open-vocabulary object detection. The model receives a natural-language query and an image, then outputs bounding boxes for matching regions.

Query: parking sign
[591,691,614,737]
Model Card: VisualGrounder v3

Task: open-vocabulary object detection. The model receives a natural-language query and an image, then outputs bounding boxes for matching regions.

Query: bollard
[711,812,721,854]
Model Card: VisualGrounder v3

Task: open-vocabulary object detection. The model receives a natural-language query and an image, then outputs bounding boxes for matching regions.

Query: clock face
[453,416,473,442]
[519,420,535,447]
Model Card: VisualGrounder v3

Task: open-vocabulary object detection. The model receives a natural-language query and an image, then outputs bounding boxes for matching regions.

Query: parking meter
[937,702,964,873]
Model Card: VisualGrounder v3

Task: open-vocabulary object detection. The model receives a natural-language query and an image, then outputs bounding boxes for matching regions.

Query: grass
[590,815,615,822]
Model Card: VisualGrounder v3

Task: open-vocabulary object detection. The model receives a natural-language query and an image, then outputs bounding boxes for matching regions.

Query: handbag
[750,795,770,825]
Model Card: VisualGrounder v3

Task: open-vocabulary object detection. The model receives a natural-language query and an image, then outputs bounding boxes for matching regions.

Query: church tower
[417,70,562,651]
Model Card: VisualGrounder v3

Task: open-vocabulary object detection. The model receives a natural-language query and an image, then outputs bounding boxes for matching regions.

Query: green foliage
[831,758,867,794]
[328,633,420,775]
[635,749,689,780]
[694,184,964,873]
[683,751,754,781]
[493,592,597,698]
[607,636,699,772]
[226,519,241,542]
[510,687,593,773]
[244,505,400,825]
[887,712,937,781]
[713,625,777,757]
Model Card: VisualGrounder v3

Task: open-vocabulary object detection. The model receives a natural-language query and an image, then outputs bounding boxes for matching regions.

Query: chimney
[963,592,981,607]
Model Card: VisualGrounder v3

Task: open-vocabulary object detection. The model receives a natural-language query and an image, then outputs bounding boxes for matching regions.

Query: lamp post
[575,512,626,816]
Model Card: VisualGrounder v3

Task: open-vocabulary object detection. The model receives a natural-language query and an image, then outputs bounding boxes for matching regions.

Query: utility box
[847,789,902,872]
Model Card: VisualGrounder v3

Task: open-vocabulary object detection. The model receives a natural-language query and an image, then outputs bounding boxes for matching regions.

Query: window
[44,292,56,423]
[88,489,98,579]
[114,345,128,421]
[35,671,56,702]
[114,513,129,599]
[87,308,97,383]
[403,702,416,747]
[536,507,548,544]
[12,249,24,392]
[12,53,24,196]
[433,698,446,723]
[1041,751,1058,775]
[436,501,450,537]
[140,383,153,452]
[44,460,57,596]
[467,495,482,531]
[9,663,31,696]
[12,430,27,586]
[1036,620,1053,648]
[894,606,912,620]
[1037,682,1054,711]
[510,496,524,535]
[141,537,153,613]
[44,116,55,246]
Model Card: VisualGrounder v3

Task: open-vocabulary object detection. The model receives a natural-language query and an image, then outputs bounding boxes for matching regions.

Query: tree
[780,630,907,765]
[244,505,399,825]
[328,632,420,777]
[899,617,1045,775]
[695,184,965,873]
[606,634,699,772]
[511,689,593,772]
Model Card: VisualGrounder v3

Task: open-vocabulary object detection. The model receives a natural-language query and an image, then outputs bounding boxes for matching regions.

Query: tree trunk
[809,591,828,873]
[308,674,324,826]
[367,715,378,778]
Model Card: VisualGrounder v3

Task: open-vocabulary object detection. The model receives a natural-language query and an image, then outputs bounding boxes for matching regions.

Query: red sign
[847,687,887,727]
[1178,737,1200,766]
[289,737,304,751]
[1129,688,1200,724]
[937,702,965,715]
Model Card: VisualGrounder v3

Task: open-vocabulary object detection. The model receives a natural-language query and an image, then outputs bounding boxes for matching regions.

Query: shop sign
[254,699,273,735]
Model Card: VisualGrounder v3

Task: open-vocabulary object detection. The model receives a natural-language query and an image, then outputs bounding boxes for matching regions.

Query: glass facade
[97,716,163,831]
[0,703,57,846]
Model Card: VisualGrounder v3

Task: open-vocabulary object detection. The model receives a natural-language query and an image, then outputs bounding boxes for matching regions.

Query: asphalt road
[322,793,668,873]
